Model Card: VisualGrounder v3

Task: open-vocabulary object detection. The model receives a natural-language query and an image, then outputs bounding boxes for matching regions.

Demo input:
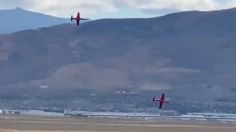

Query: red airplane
[71,12,88,26]
[153,93,169,109]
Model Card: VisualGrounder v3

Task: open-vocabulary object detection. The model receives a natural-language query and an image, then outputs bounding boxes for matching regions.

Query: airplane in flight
[153,93,169,109]
[71,12,88,26]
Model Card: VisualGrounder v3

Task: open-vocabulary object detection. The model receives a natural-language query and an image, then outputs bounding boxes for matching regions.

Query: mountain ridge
[0,7,69,34]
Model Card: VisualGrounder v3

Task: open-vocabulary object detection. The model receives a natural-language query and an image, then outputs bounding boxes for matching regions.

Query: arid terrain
[0,115,235,132]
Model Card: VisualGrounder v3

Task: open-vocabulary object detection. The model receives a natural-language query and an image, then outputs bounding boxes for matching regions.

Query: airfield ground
[0,115,235,132]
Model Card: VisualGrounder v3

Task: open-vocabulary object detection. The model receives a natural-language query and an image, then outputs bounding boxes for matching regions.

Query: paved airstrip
[0,115,236,132]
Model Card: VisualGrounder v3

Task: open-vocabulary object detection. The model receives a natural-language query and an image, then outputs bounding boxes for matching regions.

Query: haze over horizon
[0,0,236,19]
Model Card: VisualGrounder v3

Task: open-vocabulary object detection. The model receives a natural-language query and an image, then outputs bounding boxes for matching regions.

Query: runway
[0,115,235,132]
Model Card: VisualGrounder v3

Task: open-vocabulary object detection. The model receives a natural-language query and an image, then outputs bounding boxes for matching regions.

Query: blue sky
[0,0,236,19]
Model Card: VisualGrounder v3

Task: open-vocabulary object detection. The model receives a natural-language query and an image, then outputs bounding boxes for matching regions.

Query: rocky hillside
[0,8,236,106]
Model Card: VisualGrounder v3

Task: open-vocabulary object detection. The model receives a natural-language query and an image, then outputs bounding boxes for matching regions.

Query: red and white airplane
[71,12,88,26]
[153,93,169,109]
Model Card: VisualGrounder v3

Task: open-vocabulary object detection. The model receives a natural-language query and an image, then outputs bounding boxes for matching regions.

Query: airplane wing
[153,97,161,102]
[165,100,170,103]
[80,18,88,20]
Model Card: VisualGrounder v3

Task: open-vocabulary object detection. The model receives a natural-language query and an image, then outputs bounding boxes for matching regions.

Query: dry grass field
[0,115,235,132]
